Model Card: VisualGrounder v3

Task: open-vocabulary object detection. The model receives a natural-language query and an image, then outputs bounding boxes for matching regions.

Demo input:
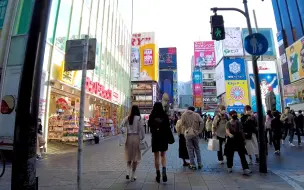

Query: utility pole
[11,0,52,189]
[211,0,267,173]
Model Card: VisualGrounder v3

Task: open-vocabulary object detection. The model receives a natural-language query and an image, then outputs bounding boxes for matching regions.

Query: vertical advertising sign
[192,70,203,108]
[224,58,249,113]
[222,27,244,57]
[285,36,304,83]
[159,71,174,103]
[215,59,225,96]
[159,47,177,69]
[152,84,157,105]
[194,41,216,67]
[131,32,158,81]
[173,70,178,105]
[247,61,281,113]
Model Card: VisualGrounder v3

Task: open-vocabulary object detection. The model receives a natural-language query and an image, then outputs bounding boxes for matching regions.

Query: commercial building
[0,0,133,150]
[271,0,304,109]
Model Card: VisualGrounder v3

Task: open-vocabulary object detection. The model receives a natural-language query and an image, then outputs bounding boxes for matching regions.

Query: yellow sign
[225,80,249,113]
[60,61,76,85]
[139,44,159,81]
[286,36,304,82]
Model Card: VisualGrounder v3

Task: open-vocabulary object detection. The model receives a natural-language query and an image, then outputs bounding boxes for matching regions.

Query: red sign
[85,77,112,101]
[258,65,269,70]
[132,33,151,46]
[112,92,119,102]
[144,49,153,65]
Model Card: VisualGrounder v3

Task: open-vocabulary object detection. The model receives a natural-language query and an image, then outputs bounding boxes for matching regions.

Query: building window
[80,6,90,39]
[46,0,60,44]
[68,0,82,40]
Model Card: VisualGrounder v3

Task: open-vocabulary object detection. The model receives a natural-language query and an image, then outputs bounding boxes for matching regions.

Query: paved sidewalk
[0,134,300,190]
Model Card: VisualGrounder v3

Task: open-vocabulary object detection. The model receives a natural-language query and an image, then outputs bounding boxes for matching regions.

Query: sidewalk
[0,134,300,190]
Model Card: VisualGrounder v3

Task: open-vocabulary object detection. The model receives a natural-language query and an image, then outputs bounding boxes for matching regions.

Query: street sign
[244,33,269,56]
[65,38,96,71]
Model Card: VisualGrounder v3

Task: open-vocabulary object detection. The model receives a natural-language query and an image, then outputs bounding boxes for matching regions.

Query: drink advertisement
[192,71,202,84]
[194,41,216,67]
[159,47,177,69]
[247,61,281,113]
[285,36,304,83]
[131,32,158,81]
[225,80,249,113]
[159,71,174,103]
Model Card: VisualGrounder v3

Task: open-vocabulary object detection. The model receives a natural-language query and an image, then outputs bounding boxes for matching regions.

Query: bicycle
[0,151,5,178]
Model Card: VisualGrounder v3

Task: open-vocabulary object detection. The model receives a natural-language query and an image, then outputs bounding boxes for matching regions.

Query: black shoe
[162,167,167,182]
[156,170,160,183]
[126,175,130,180]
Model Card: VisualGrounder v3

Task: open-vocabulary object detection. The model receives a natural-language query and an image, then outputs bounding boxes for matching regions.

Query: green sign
[215,28,222,37]
[0,0,8,29]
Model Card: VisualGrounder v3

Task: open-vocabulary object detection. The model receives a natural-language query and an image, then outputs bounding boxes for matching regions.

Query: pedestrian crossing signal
[210,15,225,41]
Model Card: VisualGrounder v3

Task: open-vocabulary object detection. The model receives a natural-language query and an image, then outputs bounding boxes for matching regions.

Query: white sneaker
[289,142,295,147]
[243,169,252,175]
[219,160,224,165]
[281,140,284,145]
[227,168,232,173]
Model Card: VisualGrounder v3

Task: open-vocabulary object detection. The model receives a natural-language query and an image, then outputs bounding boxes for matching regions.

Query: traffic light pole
[211,0,267,173]
[11,0,52,189]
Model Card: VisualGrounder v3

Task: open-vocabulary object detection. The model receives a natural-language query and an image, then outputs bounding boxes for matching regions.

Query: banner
[242,28,276,56]
[225,80,249,113]
[285,36,304,83]
[131,32,158,81]
[247,61,281,113]
[193,84,202,96]
[159,71,174,103]
[222,27,244,56]
[159,47,177,69]
[193,95,203,108]
[224,58,246,80]
[192,71,202,84]
[194,41,216,67]
[215,59,225,96]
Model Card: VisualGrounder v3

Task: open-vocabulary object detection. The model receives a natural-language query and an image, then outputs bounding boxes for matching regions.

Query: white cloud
[133,0,277,81]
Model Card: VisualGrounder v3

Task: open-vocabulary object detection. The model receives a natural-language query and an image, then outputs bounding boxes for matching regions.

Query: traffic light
[210,15,225,41]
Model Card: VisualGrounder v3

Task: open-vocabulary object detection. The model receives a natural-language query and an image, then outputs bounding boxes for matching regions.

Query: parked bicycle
[0,151,5,178]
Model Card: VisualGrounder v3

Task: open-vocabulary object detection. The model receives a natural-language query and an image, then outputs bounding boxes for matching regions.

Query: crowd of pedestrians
[120,102,304,183]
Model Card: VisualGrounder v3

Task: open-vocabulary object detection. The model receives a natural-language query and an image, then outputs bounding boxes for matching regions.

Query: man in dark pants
[295,110,303,145]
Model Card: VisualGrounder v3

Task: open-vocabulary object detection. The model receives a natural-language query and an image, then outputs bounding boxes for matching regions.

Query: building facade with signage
[271,0,304,109]
[0,0,132,150]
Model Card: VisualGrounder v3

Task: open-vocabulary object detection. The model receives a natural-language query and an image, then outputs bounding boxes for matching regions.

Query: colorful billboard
[159,70,174,103]
[192,71,202,84]
[223,58,246,80]
[193,95,203,108]
[247,61,281,113]
[194,41,216,67]
[222,27,244,56]
[285,36,304,83]
[242,28,276,56]
[131,32,158,81]
[159,47,177,69]
[225,80,249,113]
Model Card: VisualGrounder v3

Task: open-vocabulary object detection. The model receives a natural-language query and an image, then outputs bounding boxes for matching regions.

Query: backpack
[217,114,229,126]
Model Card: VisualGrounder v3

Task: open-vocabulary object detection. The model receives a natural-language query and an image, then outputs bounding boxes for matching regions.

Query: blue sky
[132,0,277,81]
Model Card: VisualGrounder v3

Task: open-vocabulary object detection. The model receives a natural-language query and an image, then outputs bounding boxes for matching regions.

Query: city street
[1,134,304,189]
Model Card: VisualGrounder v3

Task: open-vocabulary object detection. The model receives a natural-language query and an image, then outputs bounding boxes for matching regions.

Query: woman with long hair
[121,105,145,182]
[149,102,171,183]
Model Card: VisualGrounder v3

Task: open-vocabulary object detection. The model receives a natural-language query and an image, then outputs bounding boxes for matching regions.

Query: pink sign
[144,48,153,65]
[194,41,216,67]
[193,84,202,95]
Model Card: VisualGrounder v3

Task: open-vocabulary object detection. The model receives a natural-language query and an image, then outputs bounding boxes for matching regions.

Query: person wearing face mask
[225,110,251,175]
[240,105,259,164]
[280,107,296,146]
[212,105,229,164]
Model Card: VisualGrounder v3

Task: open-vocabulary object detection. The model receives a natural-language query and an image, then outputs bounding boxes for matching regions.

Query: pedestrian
[271,111,283,154]
[175,116,190,166]
[295,110,303,146]
[225,110,251,175]
[297,110,304,136]
[205,115,213,140]
[240,105,259,164]
[280,107,296,146]
[37,118,45,160]
[181,106,204,170]
[122,105,145,182]
[265,110,274,145]
[149,102,172,183]
[212,105,229,165]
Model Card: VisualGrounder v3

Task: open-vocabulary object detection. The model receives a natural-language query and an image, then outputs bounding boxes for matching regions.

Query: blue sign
[244,33,269,56]
[159,71,174,103]
[242,28,275,56]
[192,71,202,84]
[0,0,8,29]
[223,58,247,80]
[159,47,177,69]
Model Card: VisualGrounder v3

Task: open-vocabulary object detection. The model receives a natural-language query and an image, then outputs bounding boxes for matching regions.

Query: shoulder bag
[137,117,148,150]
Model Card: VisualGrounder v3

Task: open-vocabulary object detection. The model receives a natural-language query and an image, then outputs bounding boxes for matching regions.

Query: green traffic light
[215,28,222,37]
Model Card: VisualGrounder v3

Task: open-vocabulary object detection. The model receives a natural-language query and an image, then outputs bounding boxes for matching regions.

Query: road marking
[272,170,304,190]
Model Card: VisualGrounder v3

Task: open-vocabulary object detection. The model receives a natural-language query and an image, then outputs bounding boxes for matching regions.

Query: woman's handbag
[207,138,220,151]
[139,140,148,150]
